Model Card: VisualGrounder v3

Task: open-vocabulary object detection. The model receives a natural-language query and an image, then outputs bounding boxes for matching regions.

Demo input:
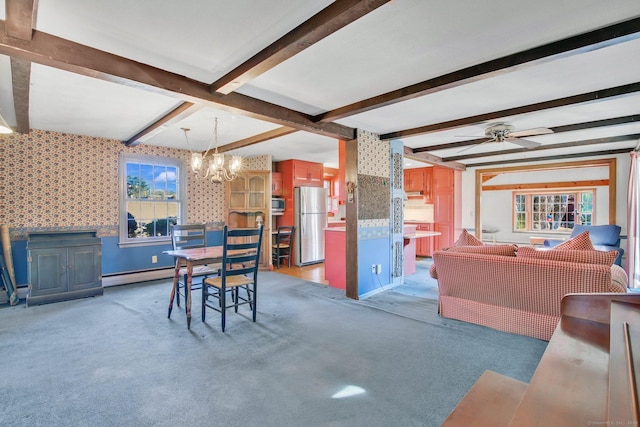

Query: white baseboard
[102,268,175,287]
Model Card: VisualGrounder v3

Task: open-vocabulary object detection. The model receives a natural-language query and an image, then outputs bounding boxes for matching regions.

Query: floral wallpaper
[357,129,390,177]
[0,129,261,238]
[355,129,391,239]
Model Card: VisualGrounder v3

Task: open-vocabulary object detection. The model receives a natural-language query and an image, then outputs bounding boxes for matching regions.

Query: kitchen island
[402,224,440,275]
[324,225,440,290]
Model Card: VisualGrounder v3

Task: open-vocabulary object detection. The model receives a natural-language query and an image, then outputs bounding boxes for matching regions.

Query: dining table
[163,246,226,329]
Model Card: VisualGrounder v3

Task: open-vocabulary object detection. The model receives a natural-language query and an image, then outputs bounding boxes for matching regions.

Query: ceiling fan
[457,123,553,154]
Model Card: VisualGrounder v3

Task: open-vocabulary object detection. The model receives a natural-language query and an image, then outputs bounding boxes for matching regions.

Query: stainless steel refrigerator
[294,187,328,266]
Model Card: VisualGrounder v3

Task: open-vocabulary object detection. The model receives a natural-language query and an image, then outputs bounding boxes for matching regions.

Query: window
[119,153,186,245]
[324,179,332,213]
[513,190,594,232]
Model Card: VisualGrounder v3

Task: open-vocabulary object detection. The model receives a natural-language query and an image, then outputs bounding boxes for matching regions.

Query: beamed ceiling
[1,0,640,169]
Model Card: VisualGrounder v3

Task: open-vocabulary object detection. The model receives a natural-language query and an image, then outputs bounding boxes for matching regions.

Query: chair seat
[204,275,253,289]
[272,243,290,249]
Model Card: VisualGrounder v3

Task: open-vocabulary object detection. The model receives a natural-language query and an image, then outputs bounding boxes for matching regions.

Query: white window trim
[512,189,595,234]
[118,153,186,247]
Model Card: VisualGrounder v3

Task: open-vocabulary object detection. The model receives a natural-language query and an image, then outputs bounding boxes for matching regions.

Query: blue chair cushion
[571,224,620,247]
[543,224,624,266]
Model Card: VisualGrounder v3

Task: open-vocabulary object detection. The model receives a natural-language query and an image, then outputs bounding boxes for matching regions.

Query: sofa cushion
[452,229,483,247]
[517,246,617,266]
[447,244,517,257]
[554,231,595,251]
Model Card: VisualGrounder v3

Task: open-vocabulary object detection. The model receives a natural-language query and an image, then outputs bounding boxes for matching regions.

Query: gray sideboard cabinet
[27,230,103,306]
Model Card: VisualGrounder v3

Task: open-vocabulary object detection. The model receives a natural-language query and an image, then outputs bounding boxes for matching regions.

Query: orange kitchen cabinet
[271,171,283,196]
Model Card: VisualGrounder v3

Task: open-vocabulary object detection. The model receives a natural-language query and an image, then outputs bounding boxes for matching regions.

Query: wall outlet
[371,264,376,274]
[151,255,158,264]
[376,264,382,275]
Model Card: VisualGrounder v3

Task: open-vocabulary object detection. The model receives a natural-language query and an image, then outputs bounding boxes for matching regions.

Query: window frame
[118,153,186,247]
[512,188,595,233]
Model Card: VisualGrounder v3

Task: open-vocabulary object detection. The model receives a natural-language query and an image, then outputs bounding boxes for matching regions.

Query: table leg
[186,261,193,329]
[168,259,180,318]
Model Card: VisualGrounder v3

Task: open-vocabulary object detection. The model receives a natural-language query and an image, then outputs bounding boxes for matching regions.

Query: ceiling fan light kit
[457,123,554,154]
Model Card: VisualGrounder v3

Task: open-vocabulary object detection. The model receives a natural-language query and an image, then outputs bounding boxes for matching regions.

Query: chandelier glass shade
[183,117,243,183]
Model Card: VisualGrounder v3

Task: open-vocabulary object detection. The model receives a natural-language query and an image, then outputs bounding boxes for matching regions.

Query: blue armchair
[543,224,624,266]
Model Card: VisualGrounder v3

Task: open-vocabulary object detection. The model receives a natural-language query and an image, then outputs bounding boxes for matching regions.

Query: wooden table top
[163,246,224,261]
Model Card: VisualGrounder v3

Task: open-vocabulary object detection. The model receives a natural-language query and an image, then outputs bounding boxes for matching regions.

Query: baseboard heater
[102,267,175,287]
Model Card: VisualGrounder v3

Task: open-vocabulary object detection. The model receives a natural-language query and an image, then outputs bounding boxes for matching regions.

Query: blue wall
[357,237,391,297]
[8,230,224,286]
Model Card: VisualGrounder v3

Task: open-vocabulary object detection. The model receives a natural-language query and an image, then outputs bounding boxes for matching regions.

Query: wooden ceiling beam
[382,82,640,140]
[125,102,204,147]
[211,0,391,95]
[10,57,30,133]
[5,0,38,134]
[5,0,38,40]
[0,20,356,141]
[316,16,640,123]
[402,146,466,171]
[466,148,632,168]
[415,114,640,153]
[218,127,298,152]
[443,133,640,162]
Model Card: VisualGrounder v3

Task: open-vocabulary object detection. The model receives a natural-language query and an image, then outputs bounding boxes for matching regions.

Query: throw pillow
[447,244,517,257]
[554,231,595,251]
[452,229,483,247]
[517,246,617,266]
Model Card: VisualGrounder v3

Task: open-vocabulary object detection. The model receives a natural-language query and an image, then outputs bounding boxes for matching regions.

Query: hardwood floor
[272,262,328,285]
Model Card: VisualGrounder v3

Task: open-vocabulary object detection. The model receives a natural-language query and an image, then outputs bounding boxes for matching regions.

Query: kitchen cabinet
[225,171,271,268]
[228,172,267,210]
[276,159,325,228]
[404,167,434,203]
[432,166,461,251]
[423,168,433,203]
[404,169,425,193]
[271,172,283,196]
[324,228,346,290]
[292,160,323,187]
[27,230,103,306]
[415,223,434,257]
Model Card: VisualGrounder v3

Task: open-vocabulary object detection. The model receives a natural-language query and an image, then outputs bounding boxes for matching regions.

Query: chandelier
[183,117,243,183]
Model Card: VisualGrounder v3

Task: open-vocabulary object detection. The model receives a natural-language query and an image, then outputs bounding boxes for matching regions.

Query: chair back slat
[221,225,263,285]
[276,226,294,245]
[272,225,294,268]
[171,224,207,250]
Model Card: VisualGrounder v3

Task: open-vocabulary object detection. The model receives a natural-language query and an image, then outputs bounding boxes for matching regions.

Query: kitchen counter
[404,230,440,239]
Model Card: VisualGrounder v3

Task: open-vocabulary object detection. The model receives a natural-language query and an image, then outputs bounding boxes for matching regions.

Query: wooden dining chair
[201,225,263,332]
[272,225,294,268]
[171,224,219,311]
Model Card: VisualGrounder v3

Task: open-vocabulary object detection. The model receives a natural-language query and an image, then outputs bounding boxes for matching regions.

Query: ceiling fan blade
[456,138,493,154]
[507,137,541,149]
[508,127,554,138]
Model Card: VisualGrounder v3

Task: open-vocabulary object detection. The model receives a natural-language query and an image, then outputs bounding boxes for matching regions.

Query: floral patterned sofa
[429,230,627,341]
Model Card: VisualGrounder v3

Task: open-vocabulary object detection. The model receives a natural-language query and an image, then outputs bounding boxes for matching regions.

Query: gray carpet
[395,257,439,300]
[0,271,547,427]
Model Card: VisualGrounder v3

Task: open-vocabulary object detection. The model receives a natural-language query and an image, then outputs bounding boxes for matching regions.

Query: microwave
[272,198,285,215]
